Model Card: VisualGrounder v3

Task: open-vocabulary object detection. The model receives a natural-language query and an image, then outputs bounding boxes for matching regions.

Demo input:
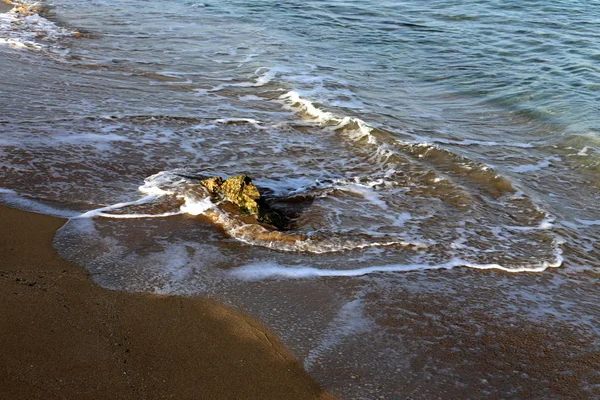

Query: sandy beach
[0,205,332,399]
[2,0,600,397]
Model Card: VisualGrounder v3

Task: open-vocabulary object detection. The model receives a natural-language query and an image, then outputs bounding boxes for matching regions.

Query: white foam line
[93,211,184,219]
[2,184,183,221]
[577,146,590,156]
[232,255,563,280]
[214,118,266,129]
[251,238,426,254]
[334,181,388,210]
[0,188,80,218]
[76,195,160,218]
[504,219,554,231]
[280,91,374,144]
[575,218,600,226]
[0,4,76,54]
[208,82,254,92]
[406,134,535,149]
[208,67,281,92]
[280,91,336,122]
[0,38,41,50]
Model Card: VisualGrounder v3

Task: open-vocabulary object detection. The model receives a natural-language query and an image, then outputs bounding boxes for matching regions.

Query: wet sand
[0,205,332,400]
[0,1,12,13]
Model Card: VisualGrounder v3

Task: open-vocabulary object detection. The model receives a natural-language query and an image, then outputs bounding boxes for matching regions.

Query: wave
[180,193,423,253]
[206,66,292,92]
[0,83,564,272]
[2,114,266,127]
[57,164,561,272]
[575,219,600,227]
[0,1,78,54]
[273,91,563,263]
[278,91,518,200]
[21,90,559,266]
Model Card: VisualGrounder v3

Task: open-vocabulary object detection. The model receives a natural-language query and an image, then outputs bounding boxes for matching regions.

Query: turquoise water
[1,0,599,398]
[204,0,600,130]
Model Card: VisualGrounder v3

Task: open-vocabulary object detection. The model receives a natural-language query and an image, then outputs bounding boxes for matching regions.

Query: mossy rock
[200,176,224,194]
[220,175,261,216]
[199,175,285,228]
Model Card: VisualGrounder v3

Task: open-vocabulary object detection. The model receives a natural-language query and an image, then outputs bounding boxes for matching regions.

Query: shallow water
[1,0,599,398]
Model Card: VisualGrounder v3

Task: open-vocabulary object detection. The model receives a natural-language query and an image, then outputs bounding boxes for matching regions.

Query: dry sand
[0,205,333,400]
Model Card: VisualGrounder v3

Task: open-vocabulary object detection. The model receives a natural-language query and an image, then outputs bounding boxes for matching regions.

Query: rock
[220,175,261,216]
[200,177,225,195]
[199,175,284,229]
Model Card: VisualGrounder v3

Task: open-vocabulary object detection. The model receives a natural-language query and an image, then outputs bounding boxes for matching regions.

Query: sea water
[1,0,599,398]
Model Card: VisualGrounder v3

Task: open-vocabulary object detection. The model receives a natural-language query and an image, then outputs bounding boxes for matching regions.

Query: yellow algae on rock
[198,175,286,229]
[200,176,225,195]
[200,175,261,217]
[220,175,261,216]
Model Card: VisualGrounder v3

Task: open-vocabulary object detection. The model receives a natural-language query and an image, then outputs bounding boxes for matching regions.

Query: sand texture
[0,206,332,400]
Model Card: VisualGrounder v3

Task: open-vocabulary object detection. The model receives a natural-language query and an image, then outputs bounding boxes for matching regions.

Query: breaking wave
[0,1,78,54]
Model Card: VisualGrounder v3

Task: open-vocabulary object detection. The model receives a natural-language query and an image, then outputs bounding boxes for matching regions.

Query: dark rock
[199,175,287,229]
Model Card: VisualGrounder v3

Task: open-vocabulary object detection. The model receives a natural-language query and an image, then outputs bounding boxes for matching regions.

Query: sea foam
[0,2,76,54]
[231,252,564,281]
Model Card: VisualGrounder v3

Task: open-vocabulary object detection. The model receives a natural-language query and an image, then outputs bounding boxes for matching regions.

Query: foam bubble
[391,212,412,227]
[214,118,265,129]
[139,171,188,197]
[577,146,590,156]
[238,95,262,101]
[0,187,17,195]
[208,66,290,92]
[505,215,555,231]
[180,195,215,215]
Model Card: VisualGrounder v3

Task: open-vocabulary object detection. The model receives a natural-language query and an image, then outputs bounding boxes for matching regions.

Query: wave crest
[0,1,79,54]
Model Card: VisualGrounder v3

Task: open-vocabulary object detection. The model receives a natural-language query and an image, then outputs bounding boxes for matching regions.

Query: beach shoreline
[1,0,599,397]
[0,205,332,399]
